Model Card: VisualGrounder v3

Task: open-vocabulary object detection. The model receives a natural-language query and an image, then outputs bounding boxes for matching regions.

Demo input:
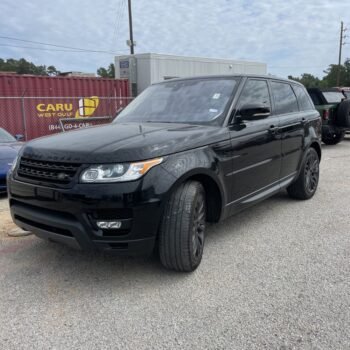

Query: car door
[227,78,281,210]
[270,81,304,179]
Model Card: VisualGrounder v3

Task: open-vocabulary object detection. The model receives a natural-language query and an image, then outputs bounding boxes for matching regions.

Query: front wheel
[287,148,320,200]
[159,181,206,272]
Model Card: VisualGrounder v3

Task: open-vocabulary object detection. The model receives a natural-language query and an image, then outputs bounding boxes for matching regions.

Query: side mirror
[239,104,271,121]
[15,134,24,141]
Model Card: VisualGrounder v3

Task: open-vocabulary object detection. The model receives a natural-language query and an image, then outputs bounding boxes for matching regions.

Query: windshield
[322,91,346,104]
[0,128,16,142]
[115,78,238,125]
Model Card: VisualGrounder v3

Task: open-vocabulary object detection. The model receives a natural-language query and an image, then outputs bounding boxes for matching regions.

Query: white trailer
[115,53,267,95]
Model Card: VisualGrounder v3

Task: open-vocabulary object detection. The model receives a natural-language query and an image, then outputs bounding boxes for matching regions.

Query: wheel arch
[310,141,321,161]
[165,169,225,223]
[187,173,223,223]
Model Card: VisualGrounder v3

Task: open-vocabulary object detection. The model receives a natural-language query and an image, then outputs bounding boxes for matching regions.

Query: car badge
[57,173,68,180]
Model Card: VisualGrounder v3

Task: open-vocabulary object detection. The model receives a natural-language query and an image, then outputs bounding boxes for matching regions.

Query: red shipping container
[0,74,130,140]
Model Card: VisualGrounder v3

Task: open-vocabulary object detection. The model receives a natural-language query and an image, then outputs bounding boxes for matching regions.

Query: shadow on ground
[1,190,297,289]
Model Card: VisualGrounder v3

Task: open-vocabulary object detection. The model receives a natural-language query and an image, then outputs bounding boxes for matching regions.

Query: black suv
[307,88,350,145]
[8,75,321,272]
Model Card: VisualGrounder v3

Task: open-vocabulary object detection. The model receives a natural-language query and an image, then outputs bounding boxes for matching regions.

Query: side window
[307,91,322,105]
[238,79,271,111]
[271,82,299,115]
[293,85,314,110]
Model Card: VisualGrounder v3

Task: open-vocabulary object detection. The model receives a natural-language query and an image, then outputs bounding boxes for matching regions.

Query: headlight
[80,158,163,183]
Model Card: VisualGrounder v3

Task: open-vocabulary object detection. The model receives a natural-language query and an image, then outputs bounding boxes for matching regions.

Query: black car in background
[8,75,321,272]
[307,88,350,144]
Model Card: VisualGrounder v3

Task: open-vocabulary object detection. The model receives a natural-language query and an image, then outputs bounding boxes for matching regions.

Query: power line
[0,35,128,54]
[0,43,128,54]
[112,0,123,47]
[0,44,86,52]
[111,0,127,51]
[115,0,127,41]
[269,65,327,68]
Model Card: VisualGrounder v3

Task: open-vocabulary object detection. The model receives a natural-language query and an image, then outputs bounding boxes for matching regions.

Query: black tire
[159,181,206,272]
[335,100,350,127]
[322,130,345,145]
[287,148,320,200]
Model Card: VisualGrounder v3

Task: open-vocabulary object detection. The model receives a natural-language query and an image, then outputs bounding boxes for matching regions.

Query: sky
[0,0,349,79]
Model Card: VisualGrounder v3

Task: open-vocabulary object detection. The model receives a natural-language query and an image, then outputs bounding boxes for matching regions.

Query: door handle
[301,117,306,125]
[269,125,279,135]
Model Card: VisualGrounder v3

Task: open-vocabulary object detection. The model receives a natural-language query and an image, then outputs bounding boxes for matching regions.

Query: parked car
[8,75,321,272]
[0,128,23,193]
[307,88,350,144]
[333,87,350,99]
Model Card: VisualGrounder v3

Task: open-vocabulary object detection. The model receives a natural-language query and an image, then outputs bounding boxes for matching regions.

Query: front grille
[102,229,130,237]
[17,157,81,185]
[14,214,73,237]
[91,208,133,220]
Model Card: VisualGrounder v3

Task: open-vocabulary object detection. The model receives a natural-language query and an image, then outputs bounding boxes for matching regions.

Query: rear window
[271,82,299,114]
[293,85,314,111]
[322,91,345,104]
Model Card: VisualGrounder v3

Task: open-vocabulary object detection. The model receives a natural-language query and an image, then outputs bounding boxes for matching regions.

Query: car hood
[0,142,23,161]
[21,122,229,163]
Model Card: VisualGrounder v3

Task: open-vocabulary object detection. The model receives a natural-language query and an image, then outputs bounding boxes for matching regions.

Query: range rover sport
[8,75,322,272]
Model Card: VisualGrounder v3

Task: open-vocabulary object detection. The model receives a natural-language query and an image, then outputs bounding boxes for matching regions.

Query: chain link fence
[0,96,133,140]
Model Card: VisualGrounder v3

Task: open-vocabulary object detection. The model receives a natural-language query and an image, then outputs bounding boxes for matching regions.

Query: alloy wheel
[192,197,206,259]
[304,152,319,193]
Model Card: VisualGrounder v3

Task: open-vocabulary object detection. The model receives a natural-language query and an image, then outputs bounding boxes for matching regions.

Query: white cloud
[0,0,349,78]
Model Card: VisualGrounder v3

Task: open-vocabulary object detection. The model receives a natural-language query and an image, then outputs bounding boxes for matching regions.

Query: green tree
[322,59,350,87]
[47,65,61,76]
[97,63,115,78]
[0,58,60,76]
[288,73,324,88]
[97,67,108,77]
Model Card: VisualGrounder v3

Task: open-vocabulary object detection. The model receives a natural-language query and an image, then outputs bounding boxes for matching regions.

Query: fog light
[96,221,122,229]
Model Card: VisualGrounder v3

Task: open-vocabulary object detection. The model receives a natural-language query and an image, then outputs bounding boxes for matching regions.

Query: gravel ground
[0,139,350,350]
[0,195,16,239]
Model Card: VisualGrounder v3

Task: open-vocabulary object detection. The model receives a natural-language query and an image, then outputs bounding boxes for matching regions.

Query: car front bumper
[0,165,10,192]
[8,174,166,255]
[0,176,7,192]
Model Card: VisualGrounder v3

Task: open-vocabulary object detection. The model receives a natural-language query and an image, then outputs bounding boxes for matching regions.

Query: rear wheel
[287,148,320,200]
[322,130,345,145]
[159,181,206,272]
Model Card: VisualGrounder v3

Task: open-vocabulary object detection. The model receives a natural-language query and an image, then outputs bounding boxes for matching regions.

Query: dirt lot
[1,139,350,350]
[0,196,16,239]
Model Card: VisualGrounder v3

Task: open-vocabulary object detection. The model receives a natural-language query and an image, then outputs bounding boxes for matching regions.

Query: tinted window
[115,78,238,126]
[237,79,271,111]
[271,82,299,114]
[308,91,322,105]
[293,85,314,111]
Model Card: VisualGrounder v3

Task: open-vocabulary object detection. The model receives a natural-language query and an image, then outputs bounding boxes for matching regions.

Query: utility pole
[337,21,347,86]
[127,0,135,54]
